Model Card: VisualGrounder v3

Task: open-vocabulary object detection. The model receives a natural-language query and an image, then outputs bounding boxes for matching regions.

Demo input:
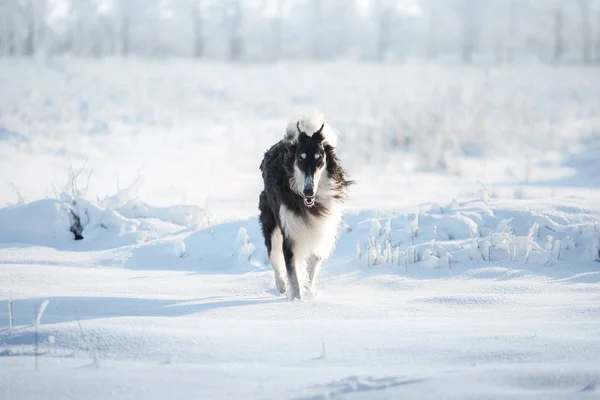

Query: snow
[1,59,600,399]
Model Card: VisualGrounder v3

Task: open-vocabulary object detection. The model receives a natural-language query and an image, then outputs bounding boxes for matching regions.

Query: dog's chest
[279,199,342,259]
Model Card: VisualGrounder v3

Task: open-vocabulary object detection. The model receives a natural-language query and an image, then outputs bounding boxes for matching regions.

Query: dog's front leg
[282,237,301,300]
[306,254,323,295]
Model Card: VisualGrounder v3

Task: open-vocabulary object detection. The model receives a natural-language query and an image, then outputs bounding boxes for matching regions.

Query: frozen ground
[1,59,600,399]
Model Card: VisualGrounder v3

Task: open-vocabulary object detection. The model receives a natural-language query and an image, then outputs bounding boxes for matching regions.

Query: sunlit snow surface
[1,59,600,399]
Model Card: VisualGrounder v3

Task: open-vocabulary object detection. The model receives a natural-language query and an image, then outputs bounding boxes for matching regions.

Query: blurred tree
[0,0,598,64]
[552,2,565,63]
[0,1,16,56]
[579,0,591,64]
[21,0,36,55]
[506,0,517,63]
[460,0,477,63]
[597,7,600,63]
[192,0,204,58]
[118,0,131,56]
[267,0,285,61]
[374,0,395,62]
[311,0,323,60]
[229,0,243,61]
[424,0,439,60]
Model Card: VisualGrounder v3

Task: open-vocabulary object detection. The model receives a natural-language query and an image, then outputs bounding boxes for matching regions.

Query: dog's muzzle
[299,173,318,207]
[303,195,316,207]
[303,175,316,207]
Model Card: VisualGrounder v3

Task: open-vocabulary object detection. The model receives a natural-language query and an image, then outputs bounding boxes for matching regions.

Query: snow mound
[351,199,600,269]
[0,164,213,249]
[0,199,74,245]
[0,197,210,249]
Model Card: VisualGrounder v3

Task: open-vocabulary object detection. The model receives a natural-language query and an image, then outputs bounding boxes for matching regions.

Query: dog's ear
[312,123,325,143]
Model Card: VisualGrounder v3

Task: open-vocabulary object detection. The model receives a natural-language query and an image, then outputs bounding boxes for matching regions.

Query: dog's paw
[286,286,302,301]
[275,276,287,294]
[303,285,319,300]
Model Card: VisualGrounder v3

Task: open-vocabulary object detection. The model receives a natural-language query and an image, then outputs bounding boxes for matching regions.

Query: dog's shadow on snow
[0,295,281,328]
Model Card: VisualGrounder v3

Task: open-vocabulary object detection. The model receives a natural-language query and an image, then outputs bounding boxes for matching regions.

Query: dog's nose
[303,188,315,198]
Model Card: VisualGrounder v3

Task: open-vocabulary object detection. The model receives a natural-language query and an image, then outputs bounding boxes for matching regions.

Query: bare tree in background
[229,0,243,61]
[118,0,131,56]
[36,0,48,54]
[311,0,323,60]
[597,7,600,63]
[22,0,36,55]
[269,0,284,61]
[192,0,204,58]
[425,0,439,60]
[579,0,592,63]
[0,0,45,56]
[0,2,16,56]
[2,0,600,63]
[491,0,506,64]
[460,0,477,63]
[70,0,101,56]
[552,3,565,63]
[375,0,391,62]
[506,0,517,63]
[0,11,4,55]
[97,11,117,55]
[70,0,80,55]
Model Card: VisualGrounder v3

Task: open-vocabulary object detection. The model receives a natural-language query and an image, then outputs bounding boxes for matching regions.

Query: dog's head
[284,112,335,207]
[294,122,326,207]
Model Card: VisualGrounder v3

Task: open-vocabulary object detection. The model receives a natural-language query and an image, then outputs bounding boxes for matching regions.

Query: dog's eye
[299,153,306,160]
[314,153,321,160]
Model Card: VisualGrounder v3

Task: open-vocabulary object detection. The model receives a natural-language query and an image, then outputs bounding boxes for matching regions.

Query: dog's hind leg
[259,192,287,294]
[282,237,301,300]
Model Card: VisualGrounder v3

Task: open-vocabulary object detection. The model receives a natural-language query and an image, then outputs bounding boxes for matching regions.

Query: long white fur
[279,170,343,261]
[284,110,338,147]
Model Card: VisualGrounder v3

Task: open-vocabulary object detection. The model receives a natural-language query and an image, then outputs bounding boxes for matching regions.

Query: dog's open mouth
[304,197,316,207]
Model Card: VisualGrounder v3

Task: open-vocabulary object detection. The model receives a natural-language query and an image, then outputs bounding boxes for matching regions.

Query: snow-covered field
[1,58,600,399]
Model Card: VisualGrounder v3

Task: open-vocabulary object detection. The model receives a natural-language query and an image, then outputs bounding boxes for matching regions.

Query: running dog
[258,111,352,299]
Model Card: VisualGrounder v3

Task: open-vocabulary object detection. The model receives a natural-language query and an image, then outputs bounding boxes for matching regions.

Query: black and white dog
[258,112,352,300]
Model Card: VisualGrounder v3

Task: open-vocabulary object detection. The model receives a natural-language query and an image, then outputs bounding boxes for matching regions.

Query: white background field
[1,59,600,399]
